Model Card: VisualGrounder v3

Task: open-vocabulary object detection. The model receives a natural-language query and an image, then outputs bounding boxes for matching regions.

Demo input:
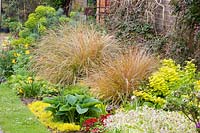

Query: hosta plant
[43,94,103,124]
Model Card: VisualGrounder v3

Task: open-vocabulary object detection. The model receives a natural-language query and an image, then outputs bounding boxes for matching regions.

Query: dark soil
[21,98,36,105]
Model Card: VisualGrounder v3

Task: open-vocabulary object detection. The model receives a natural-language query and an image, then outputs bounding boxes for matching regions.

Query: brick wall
[96,0,175,33]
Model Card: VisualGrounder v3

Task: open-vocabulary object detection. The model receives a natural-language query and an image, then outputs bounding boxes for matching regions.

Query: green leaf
[82,101,102,108]
[59,106,75,112]
[83,97,100,103]
[89,107,101,113]
[143,102,154,107]
[66,94,77,105]
[59,104,69,111]
[55,111,66,116]
[43,97,59,104]
[75,94,85,101]
[45,106,56,112]
[76,105,88,114]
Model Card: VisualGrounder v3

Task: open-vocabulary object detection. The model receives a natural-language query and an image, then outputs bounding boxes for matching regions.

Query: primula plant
[7,74,59,98]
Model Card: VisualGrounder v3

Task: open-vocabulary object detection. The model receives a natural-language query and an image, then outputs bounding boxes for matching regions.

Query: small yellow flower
[24,44,29,49]
[25,50,30,55]
[27,77,33,83]
[18,88,24,94]
[12,59,16,64]
[17,53,21,57]
[13,52,17,57]
[13,53,21,57]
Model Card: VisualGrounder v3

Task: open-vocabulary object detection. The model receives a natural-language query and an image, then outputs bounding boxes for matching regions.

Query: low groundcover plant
[28,101,80,132]
[105,106,196,133]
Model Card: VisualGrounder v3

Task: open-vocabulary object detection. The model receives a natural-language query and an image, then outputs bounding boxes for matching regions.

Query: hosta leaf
[76,105,88,114]
[45,106,56,112]
[59,105,75,112]
[56,111,66,116]
[43,97,59,104]
[83,97,100,103]
[75,94,85,101]
[89,107,101,113]
[66,94,77,105]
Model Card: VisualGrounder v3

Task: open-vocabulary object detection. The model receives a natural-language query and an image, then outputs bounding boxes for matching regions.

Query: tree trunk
[63,0,71,16]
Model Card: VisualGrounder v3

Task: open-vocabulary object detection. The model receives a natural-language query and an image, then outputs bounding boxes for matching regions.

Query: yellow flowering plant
[7,74,59,98]
[0,43,15,77]
[133,59,199,108]
[28,101,80,132]
[0,37,31,77]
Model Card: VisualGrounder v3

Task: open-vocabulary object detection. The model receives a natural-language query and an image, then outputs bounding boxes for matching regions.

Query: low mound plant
[86,49,158,104]
[32,24,119,85]
[105,106,196,133]
[28,101,80,132]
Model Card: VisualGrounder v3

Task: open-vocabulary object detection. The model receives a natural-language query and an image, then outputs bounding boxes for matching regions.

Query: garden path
[0,33,8,45]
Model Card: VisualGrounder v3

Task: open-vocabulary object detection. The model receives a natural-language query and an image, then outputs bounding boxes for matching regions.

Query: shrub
[11,5,69,47]
[165,80,200,132]
[105,107,196,133]
[32,24,119,85]
[86,49,158,104]
[43,94,103,124]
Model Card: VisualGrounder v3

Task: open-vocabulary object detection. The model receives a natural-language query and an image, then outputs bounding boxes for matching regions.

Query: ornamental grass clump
[105,106,196,133]
[86,49,158,104]
[32,24,119,85]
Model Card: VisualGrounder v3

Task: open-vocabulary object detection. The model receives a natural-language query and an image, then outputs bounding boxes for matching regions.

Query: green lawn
[0,84,49,133]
